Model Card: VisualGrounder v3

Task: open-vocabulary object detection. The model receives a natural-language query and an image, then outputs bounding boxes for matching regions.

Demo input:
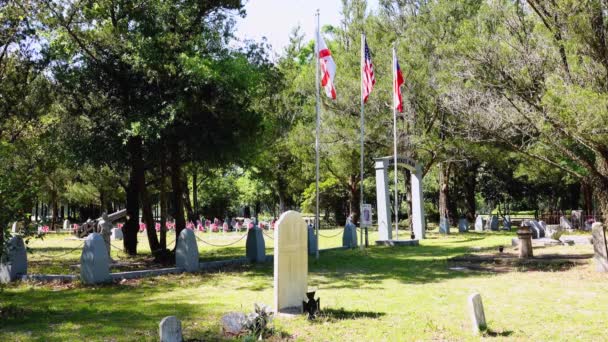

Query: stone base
[276,306,303,317]
[375,239,419,247]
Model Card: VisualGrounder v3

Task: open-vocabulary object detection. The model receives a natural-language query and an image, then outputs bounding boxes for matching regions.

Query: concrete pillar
[375,158,392,241]
[411,164,426,239]
[517,225,533,258]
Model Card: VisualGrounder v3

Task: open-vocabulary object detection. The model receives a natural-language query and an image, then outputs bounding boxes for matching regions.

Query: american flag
[393,54,404,112]
[362,38,375,103]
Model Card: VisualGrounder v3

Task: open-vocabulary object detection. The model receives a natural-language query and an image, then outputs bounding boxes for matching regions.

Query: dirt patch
[448,251,592,273]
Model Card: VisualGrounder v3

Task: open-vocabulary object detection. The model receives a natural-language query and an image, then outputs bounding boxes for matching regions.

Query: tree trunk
[581,181,593,216]
[463,161,478,222]
[169,141,186,245]
[159,154,167,251]
[183,178,196,223]
[192,168,198,217]
[348,174,360,224]
[123,137,141,255]
[438,162,451,226]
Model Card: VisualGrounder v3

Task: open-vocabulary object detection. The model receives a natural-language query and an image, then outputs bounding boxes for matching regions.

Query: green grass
[2,229,606,341]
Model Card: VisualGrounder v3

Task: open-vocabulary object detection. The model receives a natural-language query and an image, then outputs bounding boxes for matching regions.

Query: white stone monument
[111,228,123,240]
[274,211,307,314]
[468,293,487,335]
[80,233,111,284]
[63,219,70,231]
[374,156,425,241]
[176,229,199,272]
[474,215,484,232]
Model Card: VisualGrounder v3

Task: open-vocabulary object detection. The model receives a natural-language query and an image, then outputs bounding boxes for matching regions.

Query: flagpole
[393,45,399,240]
[314,9,320,260]
[359,33,366,248]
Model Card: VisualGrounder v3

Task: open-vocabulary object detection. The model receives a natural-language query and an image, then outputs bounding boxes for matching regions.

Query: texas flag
[393,54,405,112]
[317,32,337,100]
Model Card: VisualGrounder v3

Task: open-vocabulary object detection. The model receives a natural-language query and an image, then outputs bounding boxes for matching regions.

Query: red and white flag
[393,53,405,112]
[362,37,375,103]
[318,32,337,100]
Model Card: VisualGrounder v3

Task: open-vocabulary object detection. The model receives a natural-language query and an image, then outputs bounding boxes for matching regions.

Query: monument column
[375,158,392,241]
[411,163,426,239]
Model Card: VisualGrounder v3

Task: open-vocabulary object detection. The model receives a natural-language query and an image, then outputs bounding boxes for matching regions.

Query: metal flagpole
[359,33,366,248]
[393,45,399,240]
[314,10,321,260]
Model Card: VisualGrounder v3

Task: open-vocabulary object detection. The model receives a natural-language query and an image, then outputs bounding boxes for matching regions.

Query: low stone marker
[560,216,573,231]
[458,218,468,233]
[490,215,499,231]
[221,312,246,336]
[274,211,307,314]
[246,225,266,263]
[474,216,484,232]
[307,224,318,255]
[159,316,182,342]
[439,217,450,234]
[592,222,608,272]
[111,227,123,240]
[80,233,111,285]
[0,235,27,283]
[342,219,358,248]
[176,229,199,272]
[518,223,533,258]
[468,293,487,335]
[63,219,70,230]
[502,216,511,230]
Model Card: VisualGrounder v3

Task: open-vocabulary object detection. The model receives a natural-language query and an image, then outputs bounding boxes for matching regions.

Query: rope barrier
[194,233,248,247]
[318,230,344,238]
[262,231,274,240]
[32,241,85,259]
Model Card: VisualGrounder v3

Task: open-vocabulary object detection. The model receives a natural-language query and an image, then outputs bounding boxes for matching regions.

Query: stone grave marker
[176,229,199,272]
[490,215,499,231]
[439,217,450,234]
[159,316,182,342]
[80,233,111,284]
[592,222,608,272]
[0,235,27,283]
[468,293,487,335]
[474,216,484,232]
[458,218,469,233]
[307,224,318,255]
[274,211,307,314]
[502,215,511,230]
[63,219,70,231]
[11,221,18,233]
[111,227,123,240]
[560,216,573,231]
[342,219,358,248]
[246,225,266,263]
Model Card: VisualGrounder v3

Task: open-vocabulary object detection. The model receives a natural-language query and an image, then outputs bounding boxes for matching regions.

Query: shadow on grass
[312,307,385,324]
[484,329,514,337]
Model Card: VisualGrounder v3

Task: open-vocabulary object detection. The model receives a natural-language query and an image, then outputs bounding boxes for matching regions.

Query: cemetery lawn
[2,229,607,341]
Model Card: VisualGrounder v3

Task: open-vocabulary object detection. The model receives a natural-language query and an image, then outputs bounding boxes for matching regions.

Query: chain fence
[32,241,85,259]
[194,232,248,247]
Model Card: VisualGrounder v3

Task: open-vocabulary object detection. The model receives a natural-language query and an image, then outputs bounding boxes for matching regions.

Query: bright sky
[235,0,379,56]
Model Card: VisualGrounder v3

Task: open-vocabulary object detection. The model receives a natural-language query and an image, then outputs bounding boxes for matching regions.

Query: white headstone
[80,233,111,284]
[63,219,70,230]
[111,228,123,240]
[159,316,182,342]
[0,235,27,283]
[375,158,392,241]
[560,216,573,231]
[176,229,199,272]
[468,293,487,335]
[474,216,484,232]
[11,221,18,233]
[274,211,307,314]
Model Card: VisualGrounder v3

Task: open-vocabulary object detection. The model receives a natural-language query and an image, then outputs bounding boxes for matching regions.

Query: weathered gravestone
[468,293,487,335]
[342,219,358,248]
[439,216,450,234]
[307,224,318,255]
[176,229,199,272]
[560,216,573,231]
[11,221,18,233]
[490,215,499,231]
[159,316,183,342]
[80,233,111,284]
[111,228,123,240]
[274,211,307,314]
[246,225,266,263]
[63,219,70,231]
[592,222,608,272]
[502,215,511,230]
[458,218,469,233]
[474,216,484,232]
[0,235,27,283]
